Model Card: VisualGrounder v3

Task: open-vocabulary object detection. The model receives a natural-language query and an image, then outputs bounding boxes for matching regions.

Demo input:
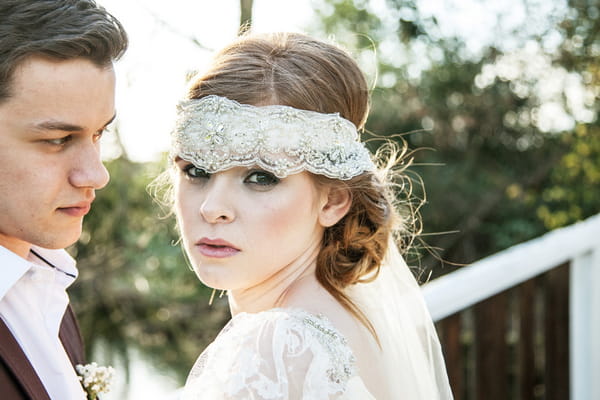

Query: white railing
[422,213,600,400]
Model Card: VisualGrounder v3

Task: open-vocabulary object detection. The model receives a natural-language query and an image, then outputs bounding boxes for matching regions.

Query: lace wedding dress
[181,308,375,400]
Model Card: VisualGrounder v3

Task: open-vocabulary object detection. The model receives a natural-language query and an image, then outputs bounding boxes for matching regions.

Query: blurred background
[71,0,599,398]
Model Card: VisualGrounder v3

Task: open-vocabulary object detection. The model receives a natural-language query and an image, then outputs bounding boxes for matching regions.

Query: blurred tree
[240,0,254,28]
[314,0,599,273]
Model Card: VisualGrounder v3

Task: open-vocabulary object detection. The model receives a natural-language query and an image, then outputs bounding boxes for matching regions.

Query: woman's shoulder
[229,307,352,341]
[182,308,361,399]
[226,307,357,372]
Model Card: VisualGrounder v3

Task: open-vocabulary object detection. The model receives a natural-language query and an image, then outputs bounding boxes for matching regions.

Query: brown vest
[0,306,85,400]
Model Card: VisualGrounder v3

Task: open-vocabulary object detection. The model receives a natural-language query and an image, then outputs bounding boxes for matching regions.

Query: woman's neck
[227,236,321,315]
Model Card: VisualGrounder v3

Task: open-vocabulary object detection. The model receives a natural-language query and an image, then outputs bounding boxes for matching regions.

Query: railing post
[570,246,600,400]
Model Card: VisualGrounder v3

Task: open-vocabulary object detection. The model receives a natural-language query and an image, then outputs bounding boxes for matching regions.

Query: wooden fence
[423,214,600,400]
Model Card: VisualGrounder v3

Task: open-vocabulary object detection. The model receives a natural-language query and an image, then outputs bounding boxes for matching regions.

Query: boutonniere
[76,362,115,400]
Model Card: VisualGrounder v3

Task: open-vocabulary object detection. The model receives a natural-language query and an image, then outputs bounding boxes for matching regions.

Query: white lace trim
[182,308,357,400]
[171,96,375,180]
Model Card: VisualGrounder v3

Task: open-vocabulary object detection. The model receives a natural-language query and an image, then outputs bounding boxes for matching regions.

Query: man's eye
[183,165,209,179]
[46,136,72,146]
[245,170,280,186]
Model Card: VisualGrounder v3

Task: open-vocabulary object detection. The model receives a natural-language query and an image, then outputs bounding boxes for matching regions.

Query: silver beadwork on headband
[171,95,375,180]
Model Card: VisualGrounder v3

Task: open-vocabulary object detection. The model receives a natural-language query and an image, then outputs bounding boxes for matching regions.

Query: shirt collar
[30,245,78,278]
[0,245,78,301]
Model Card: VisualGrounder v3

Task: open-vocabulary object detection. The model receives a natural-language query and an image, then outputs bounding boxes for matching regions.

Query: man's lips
[57,202,92,217]
[196,238,240,258]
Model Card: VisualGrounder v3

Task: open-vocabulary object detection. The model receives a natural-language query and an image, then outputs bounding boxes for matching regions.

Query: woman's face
[174,161,327,291]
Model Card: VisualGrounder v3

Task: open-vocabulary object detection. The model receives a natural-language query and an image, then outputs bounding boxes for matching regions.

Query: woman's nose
[199,179,235,224]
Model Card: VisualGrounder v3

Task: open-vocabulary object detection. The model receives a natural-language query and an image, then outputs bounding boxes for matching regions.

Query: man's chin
[36,228,83,250]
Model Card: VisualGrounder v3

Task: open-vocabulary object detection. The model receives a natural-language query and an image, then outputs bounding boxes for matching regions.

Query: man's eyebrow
[33,113,117,133]
[34,120,84,132]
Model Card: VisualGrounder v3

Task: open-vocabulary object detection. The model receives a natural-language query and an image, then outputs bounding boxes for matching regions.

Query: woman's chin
[194,268,229,291]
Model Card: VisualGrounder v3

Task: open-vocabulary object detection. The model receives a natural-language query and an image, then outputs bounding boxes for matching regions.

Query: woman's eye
[183,165,209,179]
[245,170,280,186]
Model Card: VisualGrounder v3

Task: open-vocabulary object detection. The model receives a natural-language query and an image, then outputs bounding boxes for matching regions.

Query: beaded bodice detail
[182,308,359,400]
[299,311,357,386]
[171,95,375,180]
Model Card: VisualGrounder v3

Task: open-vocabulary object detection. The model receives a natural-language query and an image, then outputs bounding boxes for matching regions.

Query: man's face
[0,56,115,257]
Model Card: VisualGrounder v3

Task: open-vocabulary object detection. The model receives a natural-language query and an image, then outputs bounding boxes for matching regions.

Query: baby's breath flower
[76,362,115,400]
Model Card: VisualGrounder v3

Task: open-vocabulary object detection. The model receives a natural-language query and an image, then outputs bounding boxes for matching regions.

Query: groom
[0,1,127,399]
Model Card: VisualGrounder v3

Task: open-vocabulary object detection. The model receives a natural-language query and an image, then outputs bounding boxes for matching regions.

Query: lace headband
[171,95,375,180]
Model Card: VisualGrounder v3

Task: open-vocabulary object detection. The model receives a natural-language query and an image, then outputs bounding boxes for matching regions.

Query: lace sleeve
[181,309,358,400]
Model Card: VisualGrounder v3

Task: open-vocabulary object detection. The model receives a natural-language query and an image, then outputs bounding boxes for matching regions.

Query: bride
[166,32,453,399]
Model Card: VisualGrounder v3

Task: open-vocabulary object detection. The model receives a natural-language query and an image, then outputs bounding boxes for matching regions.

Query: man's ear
[318,186,352,227]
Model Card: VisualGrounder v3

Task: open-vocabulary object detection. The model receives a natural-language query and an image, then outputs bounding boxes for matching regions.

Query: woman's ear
[318,186,352,227]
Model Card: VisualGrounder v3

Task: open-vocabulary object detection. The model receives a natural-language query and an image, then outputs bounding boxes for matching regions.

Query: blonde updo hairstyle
[186,32,404,336]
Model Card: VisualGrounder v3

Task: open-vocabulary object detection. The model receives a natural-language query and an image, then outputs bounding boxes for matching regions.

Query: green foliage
[537,124,600,229]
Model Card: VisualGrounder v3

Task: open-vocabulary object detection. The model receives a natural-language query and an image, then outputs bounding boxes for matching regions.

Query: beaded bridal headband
[171,95,375,180]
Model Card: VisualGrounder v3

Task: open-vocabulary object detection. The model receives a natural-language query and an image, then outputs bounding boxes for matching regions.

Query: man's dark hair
[0,0,128,101]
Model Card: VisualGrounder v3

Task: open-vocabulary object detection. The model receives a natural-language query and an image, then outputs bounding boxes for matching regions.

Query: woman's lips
[196,238,240,258]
